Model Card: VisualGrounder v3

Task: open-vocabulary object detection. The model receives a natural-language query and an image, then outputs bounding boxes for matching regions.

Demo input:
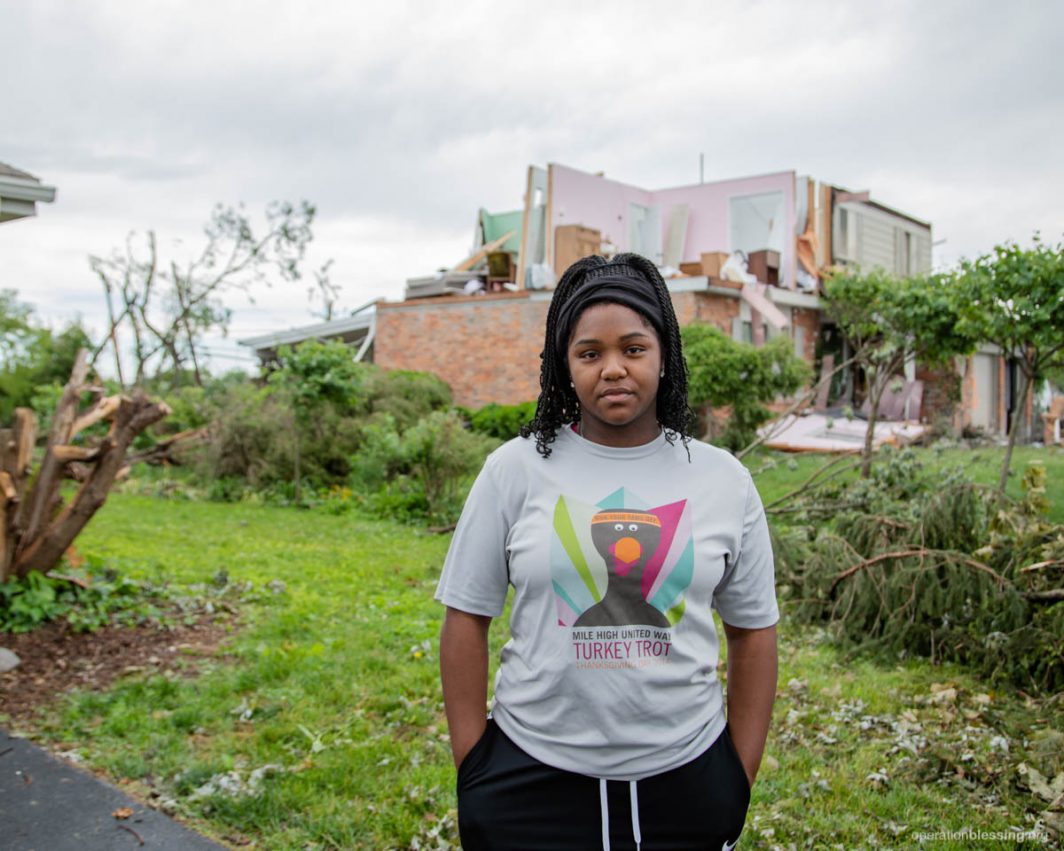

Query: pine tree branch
[830,549,1012,594]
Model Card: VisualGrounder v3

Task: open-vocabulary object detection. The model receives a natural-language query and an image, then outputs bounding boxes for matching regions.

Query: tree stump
[0,349,170,581]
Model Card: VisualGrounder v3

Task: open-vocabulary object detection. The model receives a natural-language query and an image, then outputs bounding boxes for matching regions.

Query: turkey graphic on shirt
[574,511,668,628]
[551,487,694,629]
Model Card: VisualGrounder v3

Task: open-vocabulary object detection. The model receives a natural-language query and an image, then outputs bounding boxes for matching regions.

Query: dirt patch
[0,615,235,727]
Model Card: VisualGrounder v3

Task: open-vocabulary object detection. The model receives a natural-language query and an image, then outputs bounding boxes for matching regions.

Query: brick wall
[917,362,962,429]
[695,291,742,331]
[790,307,820,363]
[375,292,549,408]
[375,289,814,409]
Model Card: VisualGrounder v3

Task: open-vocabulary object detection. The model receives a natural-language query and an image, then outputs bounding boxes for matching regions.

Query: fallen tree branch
[830,548,1012,595]
[764,454,862,512]
[1022,588,1064,603]
[1020,559,1064,574]
[126,427,209,466]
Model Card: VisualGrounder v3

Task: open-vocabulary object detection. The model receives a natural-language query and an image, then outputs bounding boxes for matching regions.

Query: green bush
[466,401,537,440]
[366,369,452,430]
[349,413,405,491]
[364,475,432,524]
[400,411,499,523]
[682,324,812,452]
[347,410,498,524]
[191,381,296,488]
[138,341,496,523]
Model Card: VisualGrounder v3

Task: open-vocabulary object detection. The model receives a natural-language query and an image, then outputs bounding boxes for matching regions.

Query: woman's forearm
[440,606,492,767]
[722,622,778,788]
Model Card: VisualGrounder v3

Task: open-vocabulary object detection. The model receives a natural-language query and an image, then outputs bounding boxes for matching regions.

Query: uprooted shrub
[772,448,1064,692]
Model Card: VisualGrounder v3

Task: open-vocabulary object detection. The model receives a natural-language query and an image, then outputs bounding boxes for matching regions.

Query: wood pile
[0,349,170,581]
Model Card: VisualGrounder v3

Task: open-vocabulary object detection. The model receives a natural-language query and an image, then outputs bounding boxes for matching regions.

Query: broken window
[729,191,785,257]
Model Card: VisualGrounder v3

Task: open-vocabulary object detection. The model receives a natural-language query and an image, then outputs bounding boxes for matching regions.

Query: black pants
[457,720,751,850]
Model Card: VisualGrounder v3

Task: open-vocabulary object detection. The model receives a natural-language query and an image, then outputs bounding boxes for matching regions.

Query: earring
[660,369,665,378]
[570,380,575,388]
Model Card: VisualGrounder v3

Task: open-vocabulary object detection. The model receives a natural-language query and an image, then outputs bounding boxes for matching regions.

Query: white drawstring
[630,780,642,850]
[599,778,642,851]
[600,778,610,851]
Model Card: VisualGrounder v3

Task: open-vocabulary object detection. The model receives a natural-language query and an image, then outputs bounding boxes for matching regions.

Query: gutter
[0,174,57,204]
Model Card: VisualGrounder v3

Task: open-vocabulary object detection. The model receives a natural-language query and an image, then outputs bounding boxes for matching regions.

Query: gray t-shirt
[435,426,779,781]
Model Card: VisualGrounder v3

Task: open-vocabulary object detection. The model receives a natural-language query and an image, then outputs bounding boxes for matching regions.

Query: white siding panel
[837,201,932,276]
[914,232,932,274]
[857,213,896,272]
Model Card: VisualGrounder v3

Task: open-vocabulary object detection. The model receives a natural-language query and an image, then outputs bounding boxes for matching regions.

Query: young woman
[437,254,778,850]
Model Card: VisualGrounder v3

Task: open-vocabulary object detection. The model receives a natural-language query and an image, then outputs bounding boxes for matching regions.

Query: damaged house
[242,162,1036,443]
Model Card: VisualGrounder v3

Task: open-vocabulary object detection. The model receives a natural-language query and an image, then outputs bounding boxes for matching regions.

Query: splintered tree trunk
[0,348,170,581]
[998,366,1031,498]
[861,370,887,479]
[0,409,38,582]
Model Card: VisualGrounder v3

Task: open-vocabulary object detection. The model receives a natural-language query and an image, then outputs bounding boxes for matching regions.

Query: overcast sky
[2,0,1062,374]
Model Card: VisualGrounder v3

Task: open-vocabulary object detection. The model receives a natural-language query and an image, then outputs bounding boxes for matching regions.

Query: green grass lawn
[5,444,1061,849]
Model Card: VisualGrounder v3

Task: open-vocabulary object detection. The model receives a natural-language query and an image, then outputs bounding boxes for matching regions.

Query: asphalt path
[0,729,226,851]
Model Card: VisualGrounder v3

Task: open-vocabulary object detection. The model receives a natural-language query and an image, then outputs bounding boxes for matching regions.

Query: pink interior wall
[653,172,796,288]
[549,164,797,288]
[549,165,652,251]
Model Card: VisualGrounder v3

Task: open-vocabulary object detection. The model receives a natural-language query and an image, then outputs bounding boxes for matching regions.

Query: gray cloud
[3,0,1062,344]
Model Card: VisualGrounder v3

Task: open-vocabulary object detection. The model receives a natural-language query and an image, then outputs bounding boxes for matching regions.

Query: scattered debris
[1018,763,1064,804]
[186,764,284,801]
[0,647,21,672]
[759,411,928,453]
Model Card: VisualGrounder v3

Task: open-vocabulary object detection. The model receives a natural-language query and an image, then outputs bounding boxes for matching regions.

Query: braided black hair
[520,253,694,458]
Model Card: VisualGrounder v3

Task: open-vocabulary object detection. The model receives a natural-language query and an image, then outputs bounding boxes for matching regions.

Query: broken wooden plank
[819,183,833,267]
[516,165,534,290]
[453,231,516,273]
